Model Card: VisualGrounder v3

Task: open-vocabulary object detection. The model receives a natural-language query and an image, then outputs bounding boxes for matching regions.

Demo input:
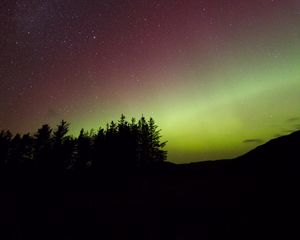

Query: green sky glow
[70,43,300,162]
[2,1,300,163]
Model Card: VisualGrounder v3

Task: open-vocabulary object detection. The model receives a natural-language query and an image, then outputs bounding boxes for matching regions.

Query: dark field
[1,131,300,239]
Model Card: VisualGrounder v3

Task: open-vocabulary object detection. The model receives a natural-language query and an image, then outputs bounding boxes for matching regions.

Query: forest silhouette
[0,115,167,176]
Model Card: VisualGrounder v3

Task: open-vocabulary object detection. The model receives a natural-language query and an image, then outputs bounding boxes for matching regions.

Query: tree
[19,133,34,168]
[137,116,167,167]
[74,128,91,171]
[147,117,167,163]
[33,124,52,170]
[117,114,136,168]
[91,127,105,171]
[7,133,21,169]
[51,120,73,172]
[0,130,12,168]
[53,120,69,145]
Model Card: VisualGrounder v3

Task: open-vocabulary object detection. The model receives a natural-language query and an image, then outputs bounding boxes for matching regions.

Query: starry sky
[1,0,300,163]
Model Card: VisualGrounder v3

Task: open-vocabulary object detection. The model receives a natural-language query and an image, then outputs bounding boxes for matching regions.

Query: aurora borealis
[1,0,300,163]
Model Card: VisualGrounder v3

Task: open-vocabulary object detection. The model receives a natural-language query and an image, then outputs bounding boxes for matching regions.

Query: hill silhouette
[0,122,299,239]
[175,130,300,177]
[236,130,300,177]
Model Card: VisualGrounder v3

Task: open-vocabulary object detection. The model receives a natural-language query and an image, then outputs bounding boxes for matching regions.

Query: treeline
[0,115,167,174]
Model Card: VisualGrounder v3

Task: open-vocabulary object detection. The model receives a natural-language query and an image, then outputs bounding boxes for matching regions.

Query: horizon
[1,0,300,163]
[2,117,299,164]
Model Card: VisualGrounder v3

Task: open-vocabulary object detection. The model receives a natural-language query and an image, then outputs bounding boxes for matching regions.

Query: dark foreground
[1,131,300,239]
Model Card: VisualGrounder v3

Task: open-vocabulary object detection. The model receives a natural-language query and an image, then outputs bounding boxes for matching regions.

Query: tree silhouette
[0,130,12,168]
[137,116,167,167]
[74,128,91,171]
[91,127,106,171]
[0,115,168,175]
[147,117,167,163]
[19,133,34,169]
[7,133,22,170]
[51,120,72,172]
[33,124,52,170]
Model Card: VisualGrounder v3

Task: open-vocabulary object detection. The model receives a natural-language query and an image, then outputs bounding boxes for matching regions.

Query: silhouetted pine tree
[117,114,137,168]
[148,117,167,163]
[52,120,72,172]
[91,127,105,171]
[19,133,34,169]
[0,130,12,168]
[137,116,167,167]
[105,121,118,168]
[129,117,140,166]
[137,116,149,166]
[74,128,91,171]
[33,124,52,170]
[7,133,21,169]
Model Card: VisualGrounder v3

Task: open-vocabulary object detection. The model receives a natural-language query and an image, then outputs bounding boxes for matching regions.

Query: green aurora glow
[1,1,300,163]
[71,44,300,162]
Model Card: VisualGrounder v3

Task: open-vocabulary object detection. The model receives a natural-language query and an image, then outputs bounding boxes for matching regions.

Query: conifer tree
[75,129,91,170]
[0,130,12,167]
[34,124,52,170]
[52,120,72,171]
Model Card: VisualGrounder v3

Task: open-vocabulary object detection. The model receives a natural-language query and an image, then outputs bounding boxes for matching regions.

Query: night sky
[1,0,300,163]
